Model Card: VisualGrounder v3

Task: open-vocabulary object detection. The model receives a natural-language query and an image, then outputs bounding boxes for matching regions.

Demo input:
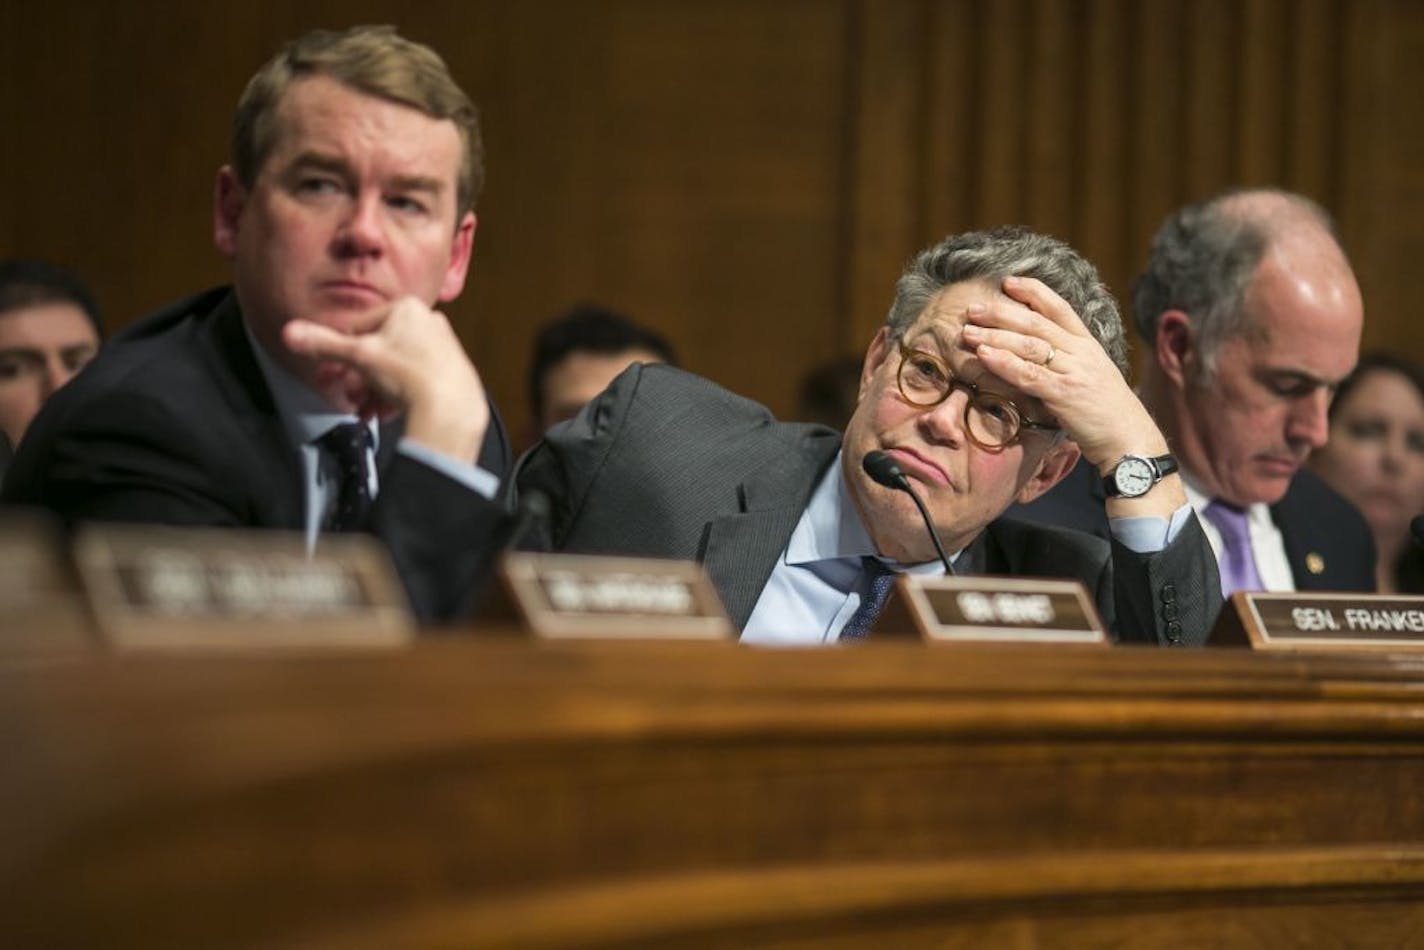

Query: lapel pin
[1306,553,1325,575]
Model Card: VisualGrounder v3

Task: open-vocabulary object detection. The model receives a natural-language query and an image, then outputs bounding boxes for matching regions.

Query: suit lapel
[952,526,1003,576]
[207,294,305,528]
[1271,477,1329,591]
[701,437,840,629]
[376,416,405,474]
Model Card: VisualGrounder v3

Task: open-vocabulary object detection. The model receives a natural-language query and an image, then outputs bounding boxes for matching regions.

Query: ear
[213,166,246,259]
[857,327,893,402]
[1155,310,1195,388]
[438,211,478,303]
[1014,438,1082,504]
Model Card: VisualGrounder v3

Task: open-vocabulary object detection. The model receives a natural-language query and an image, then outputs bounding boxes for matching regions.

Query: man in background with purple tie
[1016,188,1375,596]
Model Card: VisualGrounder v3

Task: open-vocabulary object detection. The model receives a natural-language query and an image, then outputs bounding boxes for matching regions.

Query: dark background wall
[3,0,1421,438]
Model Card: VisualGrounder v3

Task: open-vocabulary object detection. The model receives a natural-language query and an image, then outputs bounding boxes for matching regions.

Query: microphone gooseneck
[861,450,954,575]
[507,487,553,551]
[1411,514,1424,550]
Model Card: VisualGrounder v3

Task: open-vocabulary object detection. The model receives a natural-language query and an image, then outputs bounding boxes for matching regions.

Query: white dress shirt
[741,457,953,645]
[1181,474,1295,592]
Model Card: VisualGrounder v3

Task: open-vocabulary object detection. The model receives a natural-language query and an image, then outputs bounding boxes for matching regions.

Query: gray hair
[886,226,1127,377]
[1132,188,1339,372]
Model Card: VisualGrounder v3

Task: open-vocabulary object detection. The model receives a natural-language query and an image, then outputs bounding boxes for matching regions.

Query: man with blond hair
[5,26,509,623]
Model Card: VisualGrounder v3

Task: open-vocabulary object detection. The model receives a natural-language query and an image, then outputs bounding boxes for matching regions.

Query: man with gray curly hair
[1017,189,1373,596]
[518,226,1220,646]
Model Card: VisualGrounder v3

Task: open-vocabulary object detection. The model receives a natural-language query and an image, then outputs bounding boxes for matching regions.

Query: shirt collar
[786,450,955,573]
[243,318,376,449]
[1179,468,1274,529]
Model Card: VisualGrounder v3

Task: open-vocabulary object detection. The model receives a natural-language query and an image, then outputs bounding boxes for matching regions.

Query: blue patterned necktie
[839,557,898,641]
[317,422,374,532]
[1202,499,1264,596]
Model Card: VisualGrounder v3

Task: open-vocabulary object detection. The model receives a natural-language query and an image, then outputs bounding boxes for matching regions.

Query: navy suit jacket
[3,287,512,623]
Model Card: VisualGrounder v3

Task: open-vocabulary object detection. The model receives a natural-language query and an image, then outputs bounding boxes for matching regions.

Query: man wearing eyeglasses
[517,226,1221,645]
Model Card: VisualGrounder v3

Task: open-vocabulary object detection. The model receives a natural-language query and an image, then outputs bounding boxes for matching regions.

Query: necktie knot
[317,422,374,531]
[839,556,899,641]
[1203,498,1249,540]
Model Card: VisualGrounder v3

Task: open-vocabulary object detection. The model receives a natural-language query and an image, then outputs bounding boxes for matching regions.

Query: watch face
[1114,457,1154,497]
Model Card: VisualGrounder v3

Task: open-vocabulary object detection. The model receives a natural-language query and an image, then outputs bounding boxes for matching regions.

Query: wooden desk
[3,638,1423,946]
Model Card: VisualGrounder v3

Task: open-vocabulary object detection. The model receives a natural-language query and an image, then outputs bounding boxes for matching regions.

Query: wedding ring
[1042,345,1056,368]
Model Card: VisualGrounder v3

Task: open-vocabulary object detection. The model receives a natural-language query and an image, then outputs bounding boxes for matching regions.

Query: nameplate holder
[494,552,733,641]
[1213,591,1424,651]
[0,509,94,655]
[74,525,414,650]
[872,574,1108,645]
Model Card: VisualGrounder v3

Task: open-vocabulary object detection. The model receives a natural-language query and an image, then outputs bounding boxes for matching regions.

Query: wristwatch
[1103,453,1179,498]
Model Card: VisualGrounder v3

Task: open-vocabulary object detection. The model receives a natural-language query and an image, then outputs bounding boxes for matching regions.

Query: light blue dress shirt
[244,323,499,551]
[740,451,1191,645]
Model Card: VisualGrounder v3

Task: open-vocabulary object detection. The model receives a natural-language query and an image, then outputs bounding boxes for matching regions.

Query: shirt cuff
[1108,502,1193,554]
[397,438,501,501]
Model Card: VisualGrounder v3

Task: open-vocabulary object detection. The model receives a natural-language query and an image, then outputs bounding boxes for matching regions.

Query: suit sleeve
[4,388,259,526]
[1106,514,1222,646]
[511,363,645,552]
[370,401,515,625]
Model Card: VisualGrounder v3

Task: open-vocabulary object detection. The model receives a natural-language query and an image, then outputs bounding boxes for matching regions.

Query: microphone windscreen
[520,487,552,522]
[862,450,907,491]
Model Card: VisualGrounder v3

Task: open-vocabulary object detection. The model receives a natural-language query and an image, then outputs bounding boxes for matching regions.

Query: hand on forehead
[906,279,1055,397]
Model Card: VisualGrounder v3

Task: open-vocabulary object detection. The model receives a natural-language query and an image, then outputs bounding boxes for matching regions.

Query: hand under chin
[311,361,395,419]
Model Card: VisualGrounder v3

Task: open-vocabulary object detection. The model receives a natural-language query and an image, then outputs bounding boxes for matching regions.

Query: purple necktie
[1202,499,1264,596]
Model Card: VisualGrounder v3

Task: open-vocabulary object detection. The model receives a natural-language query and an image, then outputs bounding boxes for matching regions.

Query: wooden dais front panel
[2,638,1422,946]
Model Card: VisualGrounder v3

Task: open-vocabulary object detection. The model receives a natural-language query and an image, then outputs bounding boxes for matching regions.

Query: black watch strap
[1103,453,1180,498]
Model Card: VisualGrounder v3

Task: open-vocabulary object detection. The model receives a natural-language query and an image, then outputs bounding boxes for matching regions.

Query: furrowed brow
[388,174,445,196]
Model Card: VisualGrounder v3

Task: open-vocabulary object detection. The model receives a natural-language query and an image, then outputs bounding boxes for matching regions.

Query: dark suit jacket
[516,364,1221,646]
[2,288,512,624]
[1011,458,1376,592]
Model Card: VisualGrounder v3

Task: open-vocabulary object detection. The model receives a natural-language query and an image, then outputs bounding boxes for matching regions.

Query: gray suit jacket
[517,364,1221,645]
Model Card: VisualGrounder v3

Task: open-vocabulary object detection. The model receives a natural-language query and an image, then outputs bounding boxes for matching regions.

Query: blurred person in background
[1309,353,1424,593]
[526,304,675,442]
[0,260,103,450]
[795,355,863,431]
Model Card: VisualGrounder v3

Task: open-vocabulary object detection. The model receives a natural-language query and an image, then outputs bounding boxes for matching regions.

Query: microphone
[507,487,553,551]
[862,450,954,575]
[1411,515,1424,550]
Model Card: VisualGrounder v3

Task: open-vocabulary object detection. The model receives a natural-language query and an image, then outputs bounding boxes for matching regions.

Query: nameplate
[873,575,1107,644]
[0,509,94,655]
[74,525,413,650]
[1213,591,1424,651]
[495,553,733,640]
